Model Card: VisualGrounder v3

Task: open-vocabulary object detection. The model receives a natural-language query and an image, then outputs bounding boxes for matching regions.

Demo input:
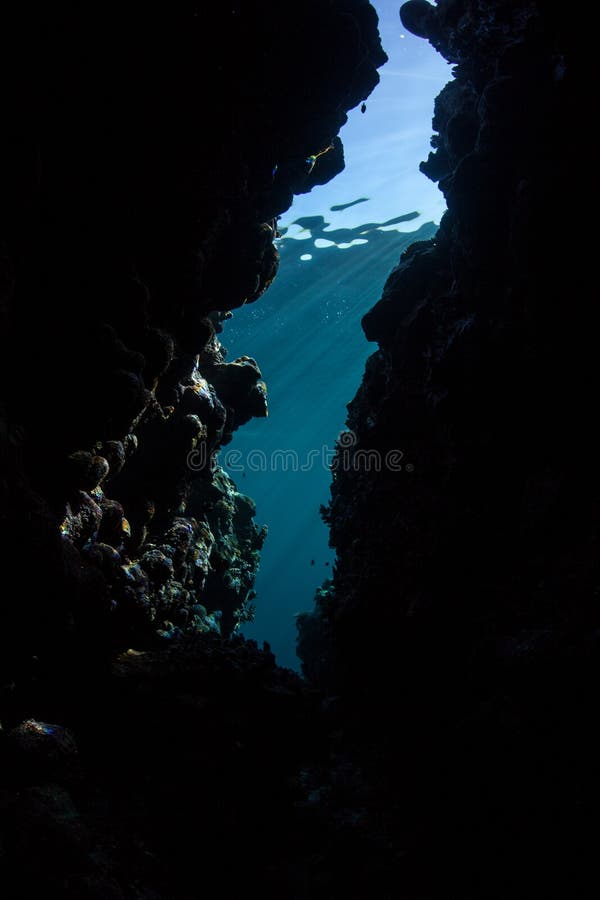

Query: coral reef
[0,638,315,899]
[0,2,389,897]
[0,0,385,677]
[315,0,582,693]
[299,0,591,895]
[1,0,589,896]
[296,580,336,685]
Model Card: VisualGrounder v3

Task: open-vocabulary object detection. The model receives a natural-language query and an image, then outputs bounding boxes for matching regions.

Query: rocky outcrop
[1,0,590,895]
[0,1,386,681]
[0,2,389,896]
[308,0,583,690]
[0,637,315,899]
[300,1,592,894]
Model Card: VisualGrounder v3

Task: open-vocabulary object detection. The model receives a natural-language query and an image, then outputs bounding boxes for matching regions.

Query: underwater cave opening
[221,0,450,670]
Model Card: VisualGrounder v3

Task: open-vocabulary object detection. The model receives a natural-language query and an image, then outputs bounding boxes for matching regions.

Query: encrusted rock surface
[316,0,582,693]
[300,1,592,895]
[0,1,385,676]
[1,0,590,896]
[0,638,317,899]
[0,2,388,897]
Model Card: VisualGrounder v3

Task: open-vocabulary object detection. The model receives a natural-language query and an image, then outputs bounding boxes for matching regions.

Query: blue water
[221,1,450,669]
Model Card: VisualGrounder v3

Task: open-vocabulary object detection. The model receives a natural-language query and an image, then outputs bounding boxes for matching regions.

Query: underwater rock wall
[0,1,386,680]
[305,0,584,694]
[0,4,390,897]
[1,1,592,894]
[298,1,594,893]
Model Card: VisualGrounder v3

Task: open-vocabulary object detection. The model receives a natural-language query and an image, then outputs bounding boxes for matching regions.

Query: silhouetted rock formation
[0,0,588,896]
[300,0,590,895]
[0,2,388,896]
[0,0,385,676]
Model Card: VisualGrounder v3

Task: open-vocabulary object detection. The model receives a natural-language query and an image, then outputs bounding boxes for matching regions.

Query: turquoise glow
[223,1,450,669]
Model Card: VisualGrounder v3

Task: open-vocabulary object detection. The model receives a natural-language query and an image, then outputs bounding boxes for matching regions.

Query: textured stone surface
[299,0,592,895]
[0,0,386,676]
[0,0,591,896]
[0,3,390,897]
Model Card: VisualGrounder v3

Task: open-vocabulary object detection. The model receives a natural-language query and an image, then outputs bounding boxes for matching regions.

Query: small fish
[310,559,315,566]
[361,103,366,113]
